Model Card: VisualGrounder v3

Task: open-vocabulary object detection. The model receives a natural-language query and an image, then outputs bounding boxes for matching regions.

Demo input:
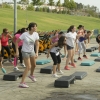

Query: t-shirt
[14,34,23,47]
[50,46,62,56]
[19,31,39,52]
[65,32,77,47]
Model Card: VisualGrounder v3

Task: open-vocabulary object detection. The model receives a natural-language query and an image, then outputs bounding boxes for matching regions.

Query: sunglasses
[5,32,9,33]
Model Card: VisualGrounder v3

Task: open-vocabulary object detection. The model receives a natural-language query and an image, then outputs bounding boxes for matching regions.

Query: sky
[0,0,100,11]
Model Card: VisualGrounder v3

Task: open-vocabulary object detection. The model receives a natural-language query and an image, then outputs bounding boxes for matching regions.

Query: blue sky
[0,0,100,10]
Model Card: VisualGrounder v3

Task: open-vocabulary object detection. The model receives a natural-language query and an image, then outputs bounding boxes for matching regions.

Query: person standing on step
[77,30,93,60]
[0,39,6,74]
[96,33,100,52]
[15,22,39,88]
[47,36,67,78]
[64,25,77,70]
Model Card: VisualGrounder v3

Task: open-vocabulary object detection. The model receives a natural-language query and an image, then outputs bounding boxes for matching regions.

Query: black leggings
[50,52,61,65]
[1,46,11,57]
[19,46,23,63]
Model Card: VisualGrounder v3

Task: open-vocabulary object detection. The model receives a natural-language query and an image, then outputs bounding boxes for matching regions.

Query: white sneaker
[19,83,29,88]
[52,74,59,78]
[28,75,37,82]
[57,70,64,75]
[20,63,26,68]
[13,67,19,71]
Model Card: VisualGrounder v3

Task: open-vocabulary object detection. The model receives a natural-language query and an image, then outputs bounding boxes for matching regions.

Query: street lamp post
[14,0,17,34]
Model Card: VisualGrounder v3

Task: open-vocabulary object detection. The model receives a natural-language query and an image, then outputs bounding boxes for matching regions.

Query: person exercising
[96,34,100,53]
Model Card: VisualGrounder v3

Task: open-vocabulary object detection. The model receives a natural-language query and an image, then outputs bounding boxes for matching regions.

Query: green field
[0,8,100,33]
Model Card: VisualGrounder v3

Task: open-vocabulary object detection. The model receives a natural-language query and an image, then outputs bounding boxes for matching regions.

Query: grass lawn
[0,8,100,33]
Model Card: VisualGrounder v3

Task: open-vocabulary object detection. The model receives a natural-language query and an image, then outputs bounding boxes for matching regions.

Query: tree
[69,0,76,10]
[56,0,62,13]
[63,0,70,14]
[48,0,55,12]
[20,0,29,4]
[38,0,45,5]
[32,0,40,5]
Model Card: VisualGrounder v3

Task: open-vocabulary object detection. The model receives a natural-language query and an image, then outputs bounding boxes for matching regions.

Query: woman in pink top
[0,28,13,63]
[12,28,27,71]
[51,30,59,44]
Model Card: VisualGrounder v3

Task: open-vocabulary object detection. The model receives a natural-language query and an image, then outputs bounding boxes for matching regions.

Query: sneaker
[70,63,76,67]
[78,57,82,61]
[57,70,64,74]
[13,67,19,71]
[83,55,88,59]
[52,74,59,78]
[64,66,70,70]
[28,75,37,82]
[1,67,6,74]
[20,63,26,68]
[74,59,77,63]
[19,83,29,88]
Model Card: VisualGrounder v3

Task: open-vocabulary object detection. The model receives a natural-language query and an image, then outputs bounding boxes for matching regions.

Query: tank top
[50,46,62,56]
[79,35,87,42]
[1,34,9,46]
[52,34,59,43]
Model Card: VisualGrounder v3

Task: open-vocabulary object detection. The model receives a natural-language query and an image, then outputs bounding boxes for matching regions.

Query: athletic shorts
[67,45,74,50]
[22,51,35,58]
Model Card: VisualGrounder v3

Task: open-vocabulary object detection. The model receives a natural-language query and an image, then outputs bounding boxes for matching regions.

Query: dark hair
[21,28,27,34]
[67,25,74,33]
[14,29,21,35]
[58,36,66,48]
[59,31,64,35]
[54,30,58,35]
[77,25,83,29]
[3,28,8,33]
[28,22,37,31]
[87,31,91,34]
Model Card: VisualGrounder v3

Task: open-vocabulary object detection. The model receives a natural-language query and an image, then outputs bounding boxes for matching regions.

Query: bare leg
[21,57,31,83]
[30,56,36,76]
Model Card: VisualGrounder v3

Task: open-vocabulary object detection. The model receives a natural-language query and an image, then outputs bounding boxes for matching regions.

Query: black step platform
[40,66,52,74]
[94,57,100,62]
[54,75,75,88]
[86,48,94,52]
[72,71,87,80]
[3,71,23,81]
[91,46,98,50]
[96,67,100,72]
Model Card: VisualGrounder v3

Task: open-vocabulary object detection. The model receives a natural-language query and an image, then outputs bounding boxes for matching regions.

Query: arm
[35,40,39,58]
[64,45,67,56]
[8,34,13,39]
[15,38,21,57]
[0,41,1,51]
[12,36,16,44]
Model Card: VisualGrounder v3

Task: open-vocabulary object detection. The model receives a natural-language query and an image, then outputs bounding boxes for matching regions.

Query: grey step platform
[40,66,52,74]
[86,48,94,52]
[3,71,23,81]
[94,57,100,62]
[96,67,100,72]
[54,75,75,88]
[72,71,87,80]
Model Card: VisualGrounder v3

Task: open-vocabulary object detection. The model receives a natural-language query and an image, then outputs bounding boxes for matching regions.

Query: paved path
[0,38,100,100]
